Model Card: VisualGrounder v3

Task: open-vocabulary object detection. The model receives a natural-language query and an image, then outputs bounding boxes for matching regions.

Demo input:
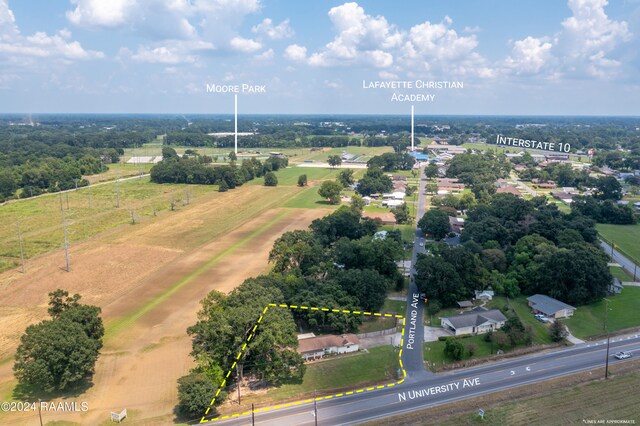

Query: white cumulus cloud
[230,36,262,53]
[252,18,294,39]
[284,44,307,62]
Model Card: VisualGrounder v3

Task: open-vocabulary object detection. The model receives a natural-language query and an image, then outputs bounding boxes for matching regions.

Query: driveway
[424,326,452,342]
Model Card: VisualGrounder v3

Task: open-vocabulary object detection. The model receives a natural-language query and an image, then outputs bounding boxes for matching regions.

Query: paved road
[600,239,638,280]
[401,166,428,378]
[213,334,640,425]
[510,172,538,197]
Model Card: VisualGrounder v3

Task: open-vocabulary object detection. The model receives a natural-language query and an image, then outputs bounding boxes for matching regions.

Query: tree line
[150,147,287,191]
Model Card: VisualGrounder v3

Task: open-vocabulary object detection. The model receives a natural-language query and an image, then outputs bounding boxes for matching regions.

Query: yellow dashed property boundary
[200,303,407,423]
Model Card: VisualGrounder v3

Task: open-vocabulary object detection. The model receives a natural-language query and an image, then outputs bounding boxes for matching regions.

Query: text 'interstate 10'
[495,134,571,153]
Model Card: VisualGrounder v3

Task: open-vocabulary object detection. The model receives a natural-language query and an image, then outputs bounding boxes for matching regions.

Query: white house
[382,199,405,207]
[474,290,495,301]
[440,310,507,336]
[297,334,361,361]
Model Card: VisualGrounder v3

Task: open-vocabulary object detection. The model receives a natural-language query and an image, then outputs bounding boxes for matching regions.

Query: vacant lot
[0,180,331,425]
[564,287,640,339]
[218,346,399,416]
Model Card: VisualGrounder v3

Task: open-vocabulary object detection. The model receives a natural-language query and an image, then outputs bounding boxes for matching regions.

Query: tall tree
[318,180,343,204]
[337,169,355,187]
[328,155,342,168]
[418,209,450,240]
[264,172,278,186]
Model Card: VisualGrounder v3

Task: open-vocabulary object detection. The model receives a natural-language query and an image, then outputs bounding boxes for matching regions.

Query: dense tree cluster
[356,168,393,196]
[571,196,637,224]
[13,290,104,394]
[415,194,612,308]
[150,147,288,191]
[446,152,511,201]
[367,152,415,172]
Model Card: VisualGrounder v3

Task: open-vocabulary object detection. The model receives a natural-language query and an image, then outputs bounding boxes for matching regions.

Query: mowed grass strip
[105,209,293,339]
[563,287,640,339]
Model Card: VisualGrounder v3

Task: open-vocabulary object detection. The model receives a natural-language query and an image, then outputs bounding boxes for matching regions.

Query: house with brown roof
[297,334,361,361]
[496,186,522,197]
[363,212,396,225]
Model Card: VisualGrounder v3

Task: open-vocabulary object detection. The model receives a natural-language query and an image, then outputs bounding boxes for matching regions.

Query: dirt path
[0,182,330,425]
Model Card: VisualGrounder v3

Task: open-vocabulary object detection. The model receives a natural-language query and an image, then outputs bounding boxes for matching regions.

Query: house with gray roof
[440,309,507,336]
[527,294,576,318]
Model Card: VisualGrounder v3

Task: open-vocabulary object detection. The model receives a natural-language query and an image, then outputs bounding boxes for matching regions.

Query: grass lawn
[423,334,494,369]
[597,223,640,265]
[610,266,633,281]
[225,346,398,412]
[358,316,397,333]
[563,287,640,339]
[248,166,341,187]
[486,297,554,345]
[382,299,407,315]
[282,186,337,209]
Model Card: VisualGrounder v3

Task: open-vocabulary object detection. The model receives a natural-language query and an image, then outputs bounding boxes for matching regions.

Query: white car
[419,242,424,247]
[614,351,632,360]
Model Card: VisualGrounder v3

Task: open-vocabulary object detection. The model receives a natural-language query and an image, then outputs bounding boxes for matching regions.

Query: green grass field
[597,223,640,265]
[0,177,218,267]
[563,287,640,339]
[382,299,407,315]
[423,334,495,369]
[610,266,633,281]
[487,297,554,345]
[226,346,398,411]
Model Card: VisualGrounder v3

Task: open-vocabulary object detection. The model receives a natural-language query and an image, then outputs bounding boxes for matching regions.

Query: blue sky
[1,0,639,115]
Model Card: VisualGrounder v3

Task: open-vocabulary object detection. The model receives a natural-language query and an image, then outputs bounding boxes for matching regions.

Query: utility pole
[234,94,238,155]
[411,105,415,152]
[116,178,120,208]
[58,190,63,212]
[62,209,70,272]
[604,298,611,379]
[17,223,25,273]
[251,403,255,426]
[236,364,241,404]
[314,390,318,426]
[37,399,43,426]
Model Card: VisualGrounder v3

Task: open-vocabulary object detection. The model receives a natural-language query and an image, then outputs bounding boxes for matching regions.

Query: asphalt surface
[401,167,428,377]
[600,239,639,280]
[213,335,640,425]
